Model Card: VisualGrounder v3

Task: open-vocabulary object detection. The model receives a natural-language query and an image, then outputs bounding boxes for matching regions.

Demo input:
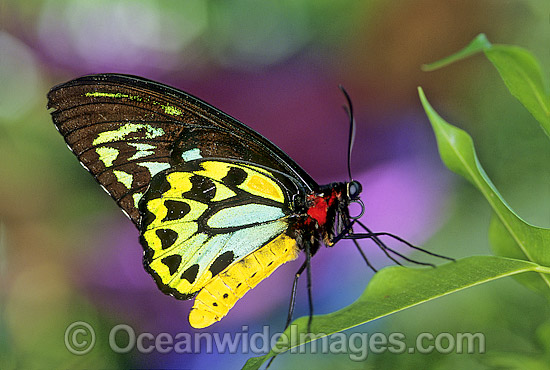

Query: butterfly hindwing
[139,159,299,303]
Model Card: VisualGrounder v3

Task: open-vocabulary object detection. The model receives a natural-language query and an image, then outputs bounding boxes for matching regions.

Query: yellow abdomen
[189,233,299,328]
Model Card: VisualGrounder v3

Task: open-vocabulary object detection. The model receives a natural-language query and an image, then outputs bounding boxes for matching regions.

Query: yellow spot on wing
[193,161,230,181]
[128,143,156,160]
[85,91,143,101]
[92,123,164,146]
[210,181,236,202]
[242,174,284,203]
[85,92,129,99]
[162,104,183,116]
[132,192,143,208]
[113,170,133,189]
[145,198,207,229]
[85,91,183,117]
[193,161,285,203]
[188,233,299,328]
[165,172,193,194]
[95,147,119,166]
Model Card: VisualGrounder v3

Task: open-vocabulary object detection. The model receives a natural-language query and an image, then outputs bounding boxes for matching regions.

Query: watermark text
[65,321,485,360]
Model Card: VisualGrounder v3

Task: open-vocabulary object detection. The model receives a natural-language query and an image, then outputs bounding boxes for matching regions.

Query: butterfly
[48,74,451,329]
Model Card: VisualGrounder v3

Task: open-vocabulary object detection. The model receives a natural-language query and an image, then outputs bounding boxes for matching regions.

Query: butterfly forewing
[47,74,317,224]
[48,78,192,223]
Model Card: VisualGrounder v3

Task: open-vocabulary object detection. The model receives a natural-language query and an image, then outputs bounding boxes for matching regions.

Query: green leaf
[484,45,550,135]
[419,87,550,287]
[483,353,550,370]
[422,33,491,71]
[243,256,550,370]
[423,34,550,136]
[489,215,549,295]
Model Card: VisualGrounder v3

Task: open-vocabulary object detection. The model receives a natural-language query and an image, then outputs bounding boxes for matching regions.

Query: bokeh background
[1,1,549,369]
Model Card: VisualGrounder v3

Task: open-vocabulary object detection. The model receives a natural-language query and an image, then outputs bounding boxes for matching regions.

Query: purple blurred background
[1,1,548,369]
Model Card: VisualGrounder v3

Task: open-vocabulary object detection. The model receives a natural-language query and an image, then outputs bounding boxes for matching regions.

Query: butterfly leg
[367,231,455,262]
[329,220,379,272]
[283,242,313,332]
[265,259,308,370]
[267,245,313,369]
[343,221,406,266]
[351,239,378,272]
[344,221,454,266]
[305,241,313,333]
[284,259,307,330]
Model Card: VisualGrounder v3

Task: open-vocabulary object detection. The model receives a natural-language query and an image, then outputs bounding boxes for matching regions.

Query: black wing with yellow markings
[47,74,317,225]
[47,74,317,328]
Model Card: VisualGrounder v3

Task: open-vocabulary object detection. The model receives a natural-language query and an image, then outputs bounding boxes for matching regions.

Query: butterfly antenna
[339,85,356,181]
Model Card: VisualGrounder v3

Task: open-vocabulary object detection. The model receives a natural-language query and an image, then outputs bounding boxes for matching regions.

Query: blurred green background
[1,0,549,369]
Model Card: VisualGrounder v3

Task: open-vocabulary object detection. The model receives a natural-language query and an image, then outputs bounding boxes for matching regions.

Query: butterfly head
[347,180,362,201]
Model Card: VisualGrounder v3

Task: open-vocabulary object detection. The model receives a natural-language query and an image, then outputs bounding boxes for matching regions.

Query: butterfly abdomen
[188,233,299,328]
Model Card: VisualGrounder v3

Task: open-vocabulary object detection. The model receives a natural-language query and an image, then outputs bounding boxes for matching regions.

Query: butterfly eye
[348,180,362,200]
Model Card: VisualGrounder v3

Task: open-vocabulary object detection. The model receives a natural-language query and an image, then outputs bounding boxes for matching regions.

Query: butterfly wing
[47,74,317,224]
[140,159,302,327]
[140,160,295,293]
[48,74,317,327]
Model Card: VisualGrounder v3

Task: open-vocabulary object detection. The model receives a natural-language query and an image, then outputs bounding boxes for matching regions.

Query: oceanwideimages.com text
[65,321,485,361]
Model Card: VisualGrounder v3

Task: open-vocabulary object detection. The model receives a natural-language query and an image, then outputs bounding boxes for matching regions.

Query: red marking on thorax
[306,190,339,226]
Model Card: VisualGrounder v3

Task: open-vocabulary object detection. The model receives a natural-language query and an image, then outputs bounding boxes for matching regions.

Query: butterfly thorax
[289,181,357,253]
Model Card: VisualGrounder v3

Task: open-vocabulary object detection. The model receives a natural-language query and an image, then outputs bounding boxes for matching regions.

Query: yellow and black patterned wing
[47,74,316,329]
[47,74,317,224]
[140,160,300,327]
